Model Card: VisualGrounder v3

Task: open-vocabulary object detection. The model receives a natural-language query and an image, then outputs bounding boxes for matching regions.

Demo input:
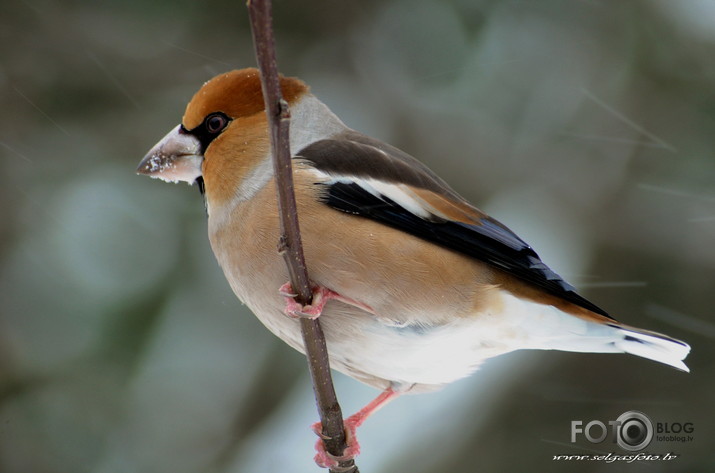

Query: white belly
[238,285,611,393]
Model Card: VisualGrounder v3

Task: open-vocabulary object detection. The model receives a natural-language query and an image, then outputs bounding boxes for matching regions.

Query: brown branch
[246,1,357,472]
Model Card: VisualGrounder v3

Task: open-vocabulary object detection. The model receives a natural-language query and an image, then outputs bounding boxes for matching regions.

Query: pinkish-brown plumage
[137,68,691,466]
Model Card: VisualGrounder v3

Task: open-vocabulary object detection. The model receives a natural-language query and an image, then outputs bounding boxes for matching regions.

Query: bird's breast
[203,175,542,391]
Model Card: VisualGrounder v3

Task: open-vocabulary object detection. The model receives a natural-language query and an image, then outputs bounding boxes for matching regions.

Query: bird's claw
[279,283,336,319]
[279,282,375,320]
[311,421,360,469]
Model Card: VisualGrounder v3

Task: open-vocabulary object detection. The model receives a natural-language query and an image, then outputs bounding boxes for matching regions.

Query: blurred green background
[1,0,713,472]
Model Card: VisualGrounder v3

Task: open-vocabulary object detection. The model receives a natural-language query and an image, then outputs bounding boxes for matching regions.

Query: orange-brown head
[181,68,308,130]
[137,68,309,205]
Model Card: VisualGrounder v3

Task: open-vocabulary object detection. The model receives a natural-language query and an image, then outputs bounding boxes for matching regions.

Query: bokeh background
[1,0,714,472]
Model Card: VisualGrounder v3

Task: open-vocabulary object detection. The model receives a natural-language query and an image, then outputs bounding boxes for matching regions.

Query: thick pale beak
[136,125,203,184]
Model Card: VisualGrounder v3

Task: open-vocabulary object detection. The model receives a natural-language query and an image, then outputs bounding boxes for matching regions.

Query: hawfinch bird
[137,68,690,466]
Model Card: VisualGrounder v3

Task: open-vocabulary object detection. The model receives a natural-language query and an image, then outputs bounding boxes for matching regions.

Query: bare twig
[246,1,357,472]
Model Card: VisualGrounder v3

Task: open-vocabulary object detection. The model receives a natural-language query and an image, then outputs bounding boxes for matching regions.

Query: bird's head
[136,68,309,203]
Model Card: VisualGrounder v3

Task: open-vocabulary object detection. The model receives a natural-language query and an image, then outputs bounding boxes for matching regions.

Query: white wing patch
[308,168,435,219]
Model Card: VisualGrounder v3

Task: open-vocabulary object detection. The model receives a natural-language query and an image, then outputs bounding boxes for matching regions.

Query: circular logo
[616,411,653,451]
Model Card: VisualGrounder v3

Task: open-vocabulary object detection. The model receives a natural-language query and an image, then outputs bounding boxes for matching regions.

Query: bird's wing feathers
[296,131,613,319]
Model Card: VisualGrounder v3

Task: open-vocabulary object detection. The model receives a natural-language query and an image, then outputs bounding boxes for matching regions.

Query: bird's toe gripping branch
[311,420,361,470]
[311,389,401,469]
[279,282,375,319]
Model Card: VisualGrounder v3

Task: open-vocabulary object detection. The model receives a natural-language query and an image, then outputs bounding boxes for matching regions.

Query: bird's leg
[279,282,374,319]
[312,388,401,469]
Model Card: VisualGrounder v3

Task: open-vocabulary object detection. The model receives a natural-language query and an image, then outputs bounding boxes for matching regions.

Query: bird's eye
[205,113,229,134]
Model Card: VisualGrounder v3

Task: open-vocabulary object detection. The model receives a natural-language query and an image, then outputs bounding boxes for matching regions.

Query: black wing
[297,133,613,319]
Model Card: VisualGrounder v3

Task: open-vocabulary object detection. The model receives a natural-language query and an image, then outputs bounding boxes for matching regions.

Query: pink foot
[311,389,401,469]
[279,283,339,319]
[312,419,361,469]
[279,282,374,319]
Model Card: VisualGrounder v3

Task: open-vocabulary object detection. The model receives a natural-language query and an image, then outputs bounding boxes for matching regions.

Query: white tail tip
[611,324,691,372]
